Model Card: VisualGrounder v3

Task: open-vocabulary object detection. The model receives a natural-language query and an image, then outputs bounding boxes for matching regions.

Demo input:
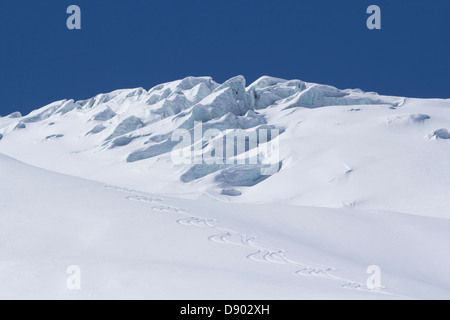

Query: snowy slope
[0,75,450,299]
[0,76,449,217]
[1,153,449,299]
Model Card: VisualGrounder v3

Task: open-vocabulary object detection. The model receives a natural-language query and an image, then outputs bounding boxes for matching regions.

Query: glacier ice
[106,116,145,140]
[429,128,450,140]
[0,75,436,196]
[93,107,117,121]
[23,101,66,123]
[181,164,232,183]
[110,136,135,148]
[45,134,64,140]
[215,163,282,187]
[127,140,179,162]
[86,124,107,135]
[56,100,78,115]
[221,189,242,196]
[279,84,399,110]
[8,112,22,119]
[15,122,26,130]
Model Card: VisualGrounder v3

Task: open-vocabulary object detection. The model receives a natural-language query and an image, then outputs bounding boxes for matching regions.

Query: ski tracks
[106,184,393,296]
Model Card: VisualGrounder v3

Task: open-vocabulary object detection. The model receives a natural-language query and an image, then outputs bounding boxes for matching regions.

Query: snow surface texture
[0,75,449,299]
[0,153,449,299]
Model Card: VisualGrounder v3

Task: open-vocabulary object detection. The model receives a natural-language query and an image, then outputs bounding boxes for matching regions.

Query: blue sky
[0,0,449,116]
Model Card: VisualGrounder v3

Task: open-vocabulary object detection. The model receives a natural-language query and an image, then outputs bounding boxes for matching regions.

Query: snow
[1,76,449,215]
[429,128,450,140]
[0,75,450,299]
[22,100,67,123]
[14,122,26,130]
[388,113,431,125]
[106,116,145,141]
[8,112,22,119]
[1,153,449,299]
[110,136,134,149]
[86,124,107,135]
[44,134,64,140]
[93,107,117,121]
[221,189,242,196]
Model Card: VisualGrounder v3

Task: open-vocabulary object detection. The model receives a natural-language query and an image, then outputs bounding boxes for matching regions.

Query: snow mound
[429,128,450,140]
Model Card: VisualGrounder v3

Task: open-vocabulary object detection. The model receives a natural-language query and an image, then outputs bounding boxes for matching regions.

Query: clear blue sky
[0,0,449,116]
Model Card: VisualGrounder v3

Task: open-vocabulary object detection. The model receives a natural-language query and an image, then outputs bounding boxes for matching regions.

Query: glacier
[0,75,448,216]
[0,75,449,299]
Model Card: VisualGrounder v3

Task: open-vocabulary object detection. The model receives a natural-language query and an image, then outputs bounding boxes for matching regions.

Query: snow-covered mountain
[1,153,450,299]
[1,75,450,299]
[1,75,449,216]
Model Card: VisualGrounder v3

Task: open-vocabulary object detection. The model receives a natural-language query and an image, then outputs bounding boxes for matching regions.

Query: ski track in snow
[126,195,163,203]
[106,184,395,296]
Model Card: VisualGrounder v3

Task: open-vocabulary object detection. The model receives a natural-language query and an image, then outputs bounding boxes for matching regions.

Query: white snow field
[0,75,450,299]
